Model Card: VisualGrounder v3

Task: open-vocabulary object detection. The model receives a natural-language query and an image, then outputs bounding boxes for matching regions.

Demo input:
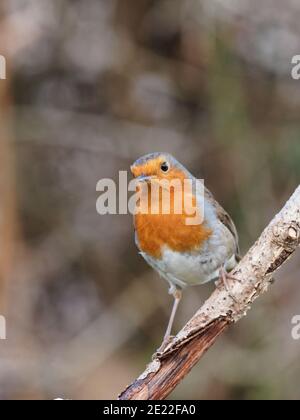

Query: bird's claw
[217,268,241,305]
[152,335,174,360]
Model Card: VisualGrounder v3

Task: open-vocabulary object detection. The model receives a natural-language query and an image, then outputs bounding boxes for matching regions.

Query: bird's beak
[136,174,152,183]
[130,165,153,183]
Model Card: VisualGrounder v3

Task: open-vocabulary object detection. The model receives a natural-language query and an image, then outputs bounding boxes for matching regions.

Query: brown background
[0,0,300,400]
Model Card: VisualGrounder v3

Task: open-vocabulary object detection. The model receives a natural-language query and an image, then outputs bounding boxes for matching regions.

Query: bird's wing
[204,186,240,259]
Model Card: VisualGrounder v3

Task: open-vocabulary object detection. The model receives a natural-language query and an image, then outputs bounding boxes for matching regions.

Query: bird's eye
[160,162,169,173]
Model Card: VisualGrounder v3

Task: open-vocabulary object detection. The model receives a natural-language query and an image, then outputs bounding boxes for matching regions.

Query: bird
[130,152,240,354]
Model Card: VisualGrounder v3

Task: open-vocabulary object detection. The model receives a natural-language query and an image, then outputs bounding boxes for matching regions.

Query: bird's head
[130,153,190,183]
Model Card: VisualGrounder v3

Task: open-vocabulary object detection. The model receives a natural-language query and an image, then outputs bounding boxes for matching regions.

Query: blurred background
[0,0,300,400]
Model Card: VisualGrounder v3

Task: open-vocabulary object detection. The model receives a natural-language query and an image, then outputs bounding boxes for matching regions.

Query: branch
[119,186,300,400]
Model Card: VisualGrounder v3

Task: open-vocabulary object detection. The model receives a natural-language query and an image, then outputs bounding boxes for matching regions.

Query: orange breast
[134,185,212,258]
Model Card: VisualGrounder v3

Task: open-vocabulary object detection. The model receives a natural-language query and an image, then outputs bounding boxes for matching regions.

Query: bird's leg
[154,288,182,356]
[163,288,182,342]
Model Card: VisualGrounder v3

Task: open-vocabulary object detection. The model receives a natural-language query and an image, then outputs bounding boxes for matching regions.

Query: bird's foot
[152,335,174,360]
[216,267,241,304]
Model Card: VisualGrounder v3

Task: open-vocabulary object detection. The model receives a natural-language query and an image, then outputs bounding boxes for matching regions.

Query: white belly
[140,221,237,290]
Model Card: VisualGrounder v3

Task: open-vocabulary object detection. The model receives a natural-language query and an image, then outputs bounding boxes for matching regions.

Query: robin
[130,153,240,353]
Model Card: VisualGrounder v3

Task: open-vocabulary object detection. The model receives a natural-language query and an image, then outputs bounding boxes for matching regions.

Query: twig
[119,186,300,400]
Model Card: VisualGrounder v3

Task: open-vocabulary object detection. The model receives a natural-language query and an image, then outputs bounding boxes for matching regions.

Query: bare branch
[119,186,300,400]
